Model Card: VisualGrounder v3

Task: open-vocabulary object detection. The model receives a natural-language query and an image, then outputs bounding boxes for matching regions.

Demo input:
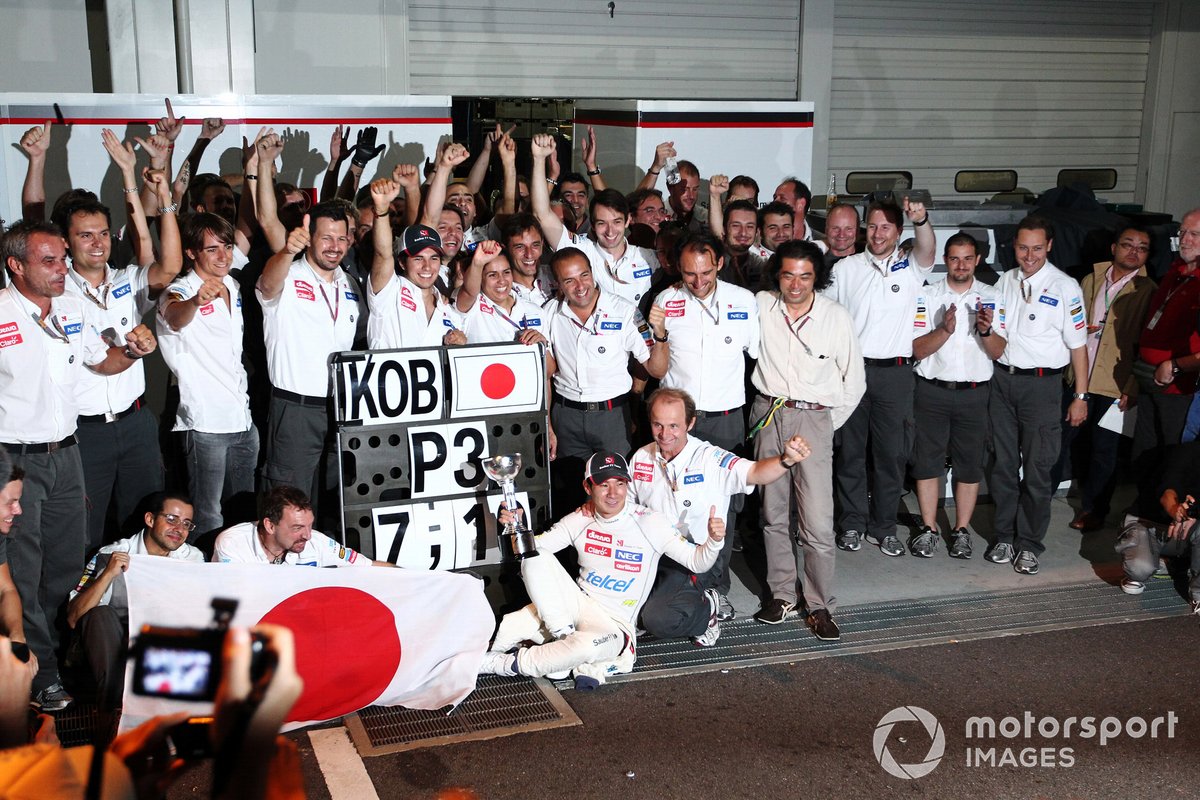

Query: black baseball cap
[401,224,445,257]
[584,452,631,484]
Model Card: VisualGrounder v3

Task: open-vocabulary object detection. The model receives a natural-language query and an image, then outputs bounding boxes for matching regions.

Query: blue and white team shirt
[994,262,1087,369]
[628,436,754,545]
[213,522,370,567]
[544,289,651,402]
[914,278,998,383]
[825,246,934,359]
[460,292,550,344]
[556,228,659,306]
[536,502,722,628]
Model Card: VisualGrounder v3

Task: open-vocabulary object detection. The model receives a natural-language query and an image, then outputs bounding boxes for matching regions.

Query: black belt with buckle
[272,388,328,407]
[864,356,914,367]
[78,396,146,424]
[1000,365,1064,377]
[553,395,629,412]
[2,435,78,455]
[695,407,740,418]
[919,376,990,391]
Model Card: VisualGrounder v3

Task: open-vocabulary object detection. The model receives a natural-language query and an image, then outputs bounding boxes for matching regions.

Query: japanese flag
[119,557,494,732]
[447,343,545,418]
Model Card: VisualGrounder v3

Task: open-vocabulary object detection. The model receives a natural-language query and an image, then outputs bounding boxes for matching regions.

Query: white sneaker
[1120,578,1146,595]
[693,589,722,647]
[479,650,518,677]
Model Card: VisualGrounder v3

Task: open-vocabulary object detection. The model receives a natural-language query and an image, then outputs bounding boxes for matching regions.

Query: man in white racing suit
[479,451,724,686]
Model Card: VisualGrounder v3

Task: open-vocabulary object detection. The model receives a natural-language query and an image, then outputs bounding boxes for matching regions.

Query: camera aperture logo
[873,706,946,779]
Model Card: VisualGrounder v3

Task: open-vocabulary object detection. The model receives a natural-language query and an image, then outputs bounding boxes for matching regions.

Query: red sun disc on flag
[259,587,401,721]
[480,363,516,399]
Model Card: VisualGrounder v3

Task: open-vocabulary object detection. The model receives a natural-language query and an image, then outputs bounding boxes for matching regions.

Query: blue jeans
[183,427,260,538]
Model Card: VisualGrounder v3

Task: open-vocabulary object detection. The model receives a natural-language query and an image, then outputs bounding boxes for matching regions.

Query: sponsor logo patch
[614,561,641,572]
[718,452,740,469]
[600,321,622,331]
[683,473,704,485]
[633,267,652,279]
[345,291,359,301]
[665,299,686,309]
[480,300,494,315]
[525,317,541,326]
[633,468,653,482]
[891,258,910,272]
[614,549,643,563]
[584,543,612,557]
[400,296,417,312]
[294,280,316,301]
[200,303,214,316]
[727,311,749,320]
[1038,295,1059,307]
[0,321,22,349]
[112,282,132,299]
[63,322,83,336]
[585,529,612,544]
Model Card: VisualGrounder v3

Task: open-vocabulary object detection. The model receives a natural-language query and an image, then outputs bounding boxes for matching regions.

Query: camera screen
[140,646,213,699]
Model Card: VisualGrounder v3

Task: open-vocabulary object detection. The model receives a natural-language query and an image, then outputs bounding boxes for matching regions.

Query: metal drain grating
[581,578,1191,686]
[345,675,580,755]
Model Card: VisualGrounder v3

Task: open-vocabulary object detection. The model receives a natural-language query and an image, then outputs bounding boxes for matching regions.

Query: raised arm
[259,214,309,302]
[369,180,400,295]
[419,142,470,227]
[580,126,608,192]
[102,128,154,267]
[183,117,226,191]
[707,174,729,239]
[456,240,504,313]
[530,134,566,246]
[393,163,422,229]
[320,125,350,203]
[235,130,263,257]
[496,131,518,218]
[138,98,184,218]
[18,120,52,222]
[255,130,288,253]
[162,273,226,332]
[341,126,386,201]
[636,141,674,193]
[466,124,509,195]
[903,198,936,270]
[143,167,183,296]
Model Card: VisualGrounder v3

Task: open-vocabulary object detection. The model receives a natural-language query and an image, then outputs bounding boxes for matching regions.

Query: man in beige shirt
[749,240,865,640]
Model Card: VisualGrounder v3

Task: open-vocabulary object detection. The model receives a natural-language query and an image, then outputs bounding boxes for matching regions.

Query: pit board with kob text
[332,342,551,570]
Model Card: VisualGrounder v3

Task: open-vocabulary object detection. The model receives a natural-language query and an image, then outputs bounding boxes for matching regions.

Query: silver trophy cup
[482,454,538,559]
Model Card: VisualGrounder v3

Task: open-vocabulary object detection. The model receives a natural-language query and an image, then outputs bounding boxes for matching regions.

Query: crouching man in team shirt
[478,451,723,687]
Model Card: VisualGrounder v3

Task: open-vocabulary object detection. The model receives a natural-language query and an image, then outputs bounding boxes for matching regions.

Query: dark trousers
[262,394,336,527]
[77,406,164,552]
[549,401,631,517]
[639,559,709,639]
[1052,391,1123,517]
[834,365,914,538]
[7,445,87,692]
[78,605,127,710]
[989,369,1062,554]
[1130,392,1193,516]
[691,409,745,595]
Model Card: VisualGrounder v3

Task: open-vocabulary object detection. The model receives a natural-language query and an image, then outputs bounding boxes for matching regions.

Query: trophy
[482,454,539,559]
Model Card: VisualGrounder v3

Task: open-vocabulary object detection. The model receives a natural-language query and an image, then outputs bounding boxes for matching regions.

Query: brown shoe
[806,609,841,641]
[1069,511,1104,532]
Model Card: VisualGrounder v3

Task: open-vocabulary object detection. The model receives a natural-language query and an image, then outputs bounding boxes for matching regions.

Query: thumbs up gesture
[707,505,726,542]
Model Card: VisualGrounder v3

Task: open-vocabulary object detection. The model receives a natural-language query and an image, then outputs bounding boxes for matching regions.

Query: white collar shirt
[70,530,205,606]
[0,288,95,443]
[557,228,659,307]
[65,263,151,414]
[825,246,934,358]
[652,280,760,411]
[213,521,370,567]
[257,256,359,396]
[510,264,557,308]
[366,273,462,350]
[628,436,754,545]
[995,263,1087,369]
[545,289,650,401]
[914,278,998,382]
[157,272,251,433]
[752,291,866,430]
[461,291,550,344]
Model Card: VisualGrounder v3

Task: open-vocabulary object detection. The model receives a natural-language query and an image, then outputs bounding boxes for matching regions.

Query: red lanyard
[316,281,340,324]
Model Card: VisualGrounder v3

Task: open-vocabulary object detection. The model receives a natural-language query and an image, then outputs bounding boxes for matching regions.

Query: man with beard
[825,199,934,558]
[257,199,360,523]
[532,135,660,307]
[501,214,557,307]
[366,178,466,349]
[759,201,797,256]
[909,233,999,559]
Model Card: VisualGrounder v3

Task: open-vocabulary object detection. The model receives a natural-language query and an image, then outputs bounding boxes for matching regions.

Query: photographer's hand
[109,711,191,799]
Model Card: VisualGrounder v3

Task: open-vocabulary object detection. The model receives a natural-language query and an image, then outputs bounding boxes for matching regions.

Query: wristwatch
[652,330,669,343]
[1073,392,1089,401]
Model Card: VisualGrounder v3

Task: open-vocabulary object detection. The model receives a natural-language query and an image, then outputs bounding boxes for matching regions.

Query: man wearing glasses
[1057,227,1157,533]
[66,491,205,713]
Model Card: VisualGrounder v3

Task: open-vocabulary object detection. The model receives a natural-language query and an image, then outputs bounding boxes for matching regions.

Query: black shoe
[753,598,798,625]
[806,609,841,641]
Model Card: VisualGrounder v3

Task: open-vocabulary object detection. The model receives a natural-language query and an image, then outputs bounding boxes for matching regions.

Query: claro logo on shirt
[294,280,316,301]
[633,462,653,482]
[200,303,215,316]
[0,321,22,348]
[584,543,612,557]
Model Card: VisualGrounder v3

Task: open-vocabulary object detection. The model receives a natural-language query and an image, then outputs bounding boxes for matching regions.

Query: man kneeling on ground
[479,451,724,687]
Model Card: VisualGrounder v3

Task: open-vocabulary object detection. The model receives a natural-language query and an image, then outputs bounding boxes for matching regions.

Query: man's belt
[271,388,328,407]
[78,396,146,424]
[695,407,740,418]
[864,356,914,367]
[2,435,78,455]
[763,396,827,411]
[998,365,1064,377]
[919,376,990,391]
[553,395,629,412]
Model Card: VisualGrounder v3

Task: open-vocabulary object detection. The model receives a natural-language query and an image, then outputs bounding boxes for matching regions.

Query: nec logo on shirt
[683,474,704,485]
[345,291,359,302]
[600,321,622,331]
[524,317,541,327]
[1039,295,1059,307]
[614,549,642,563]
[442,318,454,327]
[633,267,652,279]
[727,311,748,320]
[62,321,83,336]
[891,258,910,272]
[112,282,132,299]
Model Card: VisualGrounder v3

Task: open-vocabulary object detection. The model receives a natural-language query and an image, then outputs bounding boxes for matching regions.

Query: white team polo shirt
[157,272,252,434]
[995,262,1087,369]
[65,264,151,415]
[826,247,933,359]
[70,530,205,606]
[213,521,370,567]
[257,256,359,397]
[653,280,760,412]
[628,436,753,545]
[461,292,550,344]
[914,278,998,383]
[557,228,659,307]
[545,289,650,402]
[510,264,557,307]
[367,273,462,350]
[0,288,97,443]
